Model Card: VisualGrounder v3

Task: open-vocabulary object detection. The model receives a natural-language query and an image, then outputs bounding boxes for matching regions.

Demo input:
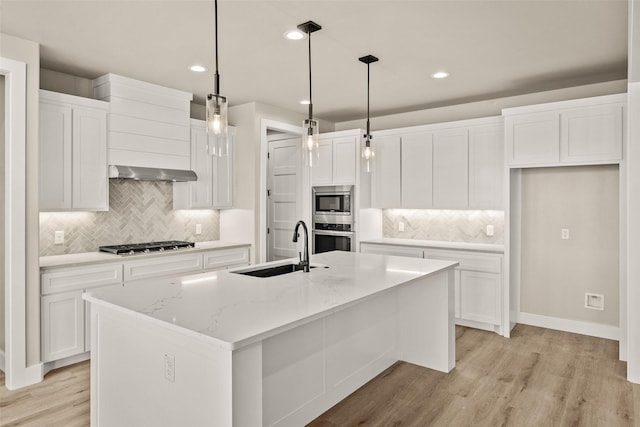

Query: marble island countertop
[40,241,251,269]
[361,237,504,253]
[84,251,458,351]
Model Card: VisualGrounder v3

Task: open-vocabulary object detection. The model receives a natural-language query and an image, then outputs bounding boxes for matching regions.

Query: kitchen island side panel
[89,265,454,426]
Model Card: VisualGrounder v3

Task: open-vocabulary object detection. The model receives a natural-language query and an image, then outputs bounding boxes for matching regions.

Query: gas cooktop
[99,240,195,255]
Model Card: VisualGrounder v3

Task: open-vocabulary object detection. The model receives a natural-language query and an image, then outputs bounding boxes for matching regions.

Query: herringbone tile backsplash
[383,209,504,244]
[40,180,220,256]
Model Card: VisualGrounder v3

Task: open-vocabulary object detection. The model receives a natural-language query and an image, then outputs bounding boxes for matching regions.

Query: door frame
[1,57,40,389]
[259,120,303,264]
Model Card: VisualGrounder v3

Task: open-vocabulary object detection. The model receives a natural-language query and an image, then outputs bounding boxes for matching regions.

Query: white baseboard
[518,312,619,341]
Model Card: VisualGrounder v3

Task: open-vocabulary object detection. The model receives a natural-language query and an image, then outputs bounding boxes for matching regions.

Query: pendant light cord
[366,63,371,141]
[308,30,313,120]
[214,0,220,95]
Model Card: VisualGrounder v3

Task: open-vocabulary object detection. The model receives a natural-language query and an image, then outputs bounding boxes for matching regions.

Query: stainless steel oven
[312,223,355,254]
[312,185,353,225]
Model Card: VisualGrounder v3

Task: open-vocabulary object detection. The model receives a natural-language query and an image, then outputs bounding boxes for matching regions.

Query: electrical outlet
[164,354,175,383]
[486,225,494,236]
[585,293,604,311]
[561,228,570,240]
[54,231,64,245]
[195,224,202,235]
[398,222,405,232]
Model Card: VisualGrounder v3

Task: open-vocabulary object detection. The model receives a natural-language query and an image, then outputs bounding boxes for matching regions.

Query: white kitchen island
[84,251,457,427]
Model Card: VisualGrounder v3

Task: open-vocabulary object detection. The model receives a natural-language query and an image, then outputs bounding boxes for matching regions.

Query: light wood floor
[1,325,638,426]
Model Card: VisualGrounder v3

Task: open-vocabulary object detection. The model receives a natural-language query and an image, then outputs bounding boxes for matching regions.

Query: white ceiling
[1,0,628,123]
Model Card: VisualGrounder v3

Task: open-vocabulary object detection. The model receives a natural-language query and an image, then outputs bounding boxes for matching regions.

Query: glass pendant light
[206,0,228,156]
[297,21,321,167]
[359,55,378,173]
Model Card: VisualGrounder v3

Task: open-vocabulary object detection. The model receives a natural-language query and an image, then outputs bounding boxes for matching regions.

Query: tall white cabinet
[39,90,109,211]
[173,120,235,209]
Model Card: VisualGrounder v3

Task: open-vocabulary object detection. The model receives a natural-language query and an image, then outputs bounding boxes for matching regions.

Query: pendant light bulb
[206,0,228,157]
[297,21,322,167]
[359,54,379,173]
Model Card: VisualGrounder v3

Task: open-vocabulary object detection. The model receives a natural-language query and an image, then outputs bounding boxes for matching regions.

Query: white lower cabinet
[360,243,423,258]
[360,242,503,334]
[41,245,250,366]
[203,247,250,271]
[42,290,85,363]
[424,248,502,332]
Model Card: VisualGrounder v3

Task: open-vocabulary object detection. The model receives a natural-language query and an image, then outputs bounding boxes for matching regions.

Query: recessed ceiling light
[300,99,310,105]
[285,30,305,40]
[431,71,450,79]
[189,65,207,72]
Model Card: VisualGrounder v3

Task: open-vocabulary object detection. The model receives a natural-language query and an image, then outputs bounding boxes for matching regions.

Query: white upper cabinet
[504,94,625,167]
[560,104,623,163]
[469,123,504,209]
[505,112,559,166]
[401,132,433,208]
[433,128,469,209]
[311,136,357,186]
[371,135,401,208]
[173,120,234,209]
[371,117,504,210]
[39,90,109,211]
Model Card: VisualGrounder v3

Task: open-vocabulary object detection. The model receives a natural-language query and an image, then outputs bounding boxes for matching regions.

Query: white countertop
[40,241,251,269]
[84,251,457,351]
[361,238,504,253]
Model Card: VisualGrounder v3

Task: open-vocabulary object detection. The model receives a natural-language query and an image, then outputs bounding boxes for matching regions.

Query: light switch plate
[486,225,494,236]
[195,224,202,235]
[561,228,570,240]
[398,222,405,232]
[54,230,64,245]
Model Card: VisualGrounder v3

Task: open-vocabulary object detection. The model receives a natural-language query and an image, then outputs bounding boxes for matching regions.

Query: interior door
[267,138,300,261]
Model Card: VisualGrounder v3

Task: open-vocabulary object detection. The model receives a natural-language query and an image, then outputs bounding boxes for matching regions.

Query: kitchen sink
[232,263,320,278]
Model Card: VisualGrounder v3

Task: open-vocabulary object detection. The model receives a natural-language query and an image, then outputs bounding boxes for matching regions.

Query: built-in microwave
[312,185,353,224]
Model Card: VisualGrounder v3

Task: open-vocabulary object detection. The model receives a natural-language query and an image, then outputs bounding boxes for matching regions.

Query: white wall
[336,80,627,131]
[0,33,40,367]
[0,76,5,353]
[520,166,619,327]
[626,0,640,384]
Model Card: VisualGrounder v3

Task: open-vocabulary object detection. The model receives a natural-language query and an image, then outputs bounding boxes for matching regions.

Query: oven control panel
[314,223,352,232]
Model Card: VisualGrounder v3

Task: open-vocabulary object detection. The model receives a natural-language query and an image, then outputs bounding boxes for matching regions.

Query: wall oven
[312,223,355,254]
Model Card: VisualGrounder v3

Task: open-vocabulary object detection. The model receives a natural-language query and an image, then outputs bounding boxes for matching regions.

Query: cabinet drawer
[360,243,424,258]
[42,263,123,295]
[423,249,501,273]
[203,247,250,271]
[123,253,203,282]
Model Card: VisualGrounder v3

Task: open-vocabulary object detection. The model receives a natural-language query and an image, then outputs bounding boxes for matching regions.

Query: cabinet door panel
[312,139,333,185]
[506,112,559,165]
[332,137,356,185]
[213,129,234,208]
[203,247,250,271]
[186,123,213,208]
[40,102,72,210]
[72,107,108,210]
[560,104,623,162]
[123,253,203,282]
[460,271,501,325]
[42,291,84,362]
[469,124,504,209]
[371,136,401,208]
[401,132,433,208]
[433,129,468,208]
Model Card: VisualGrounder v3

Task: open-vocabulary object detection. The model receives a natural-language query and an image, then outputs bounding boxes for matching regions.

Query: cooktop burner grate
[99,240,195,255]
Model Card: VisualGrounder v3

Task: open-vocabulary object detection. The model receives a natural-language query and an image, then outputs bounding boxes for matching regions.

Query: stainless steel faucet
[292,220,310,272]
